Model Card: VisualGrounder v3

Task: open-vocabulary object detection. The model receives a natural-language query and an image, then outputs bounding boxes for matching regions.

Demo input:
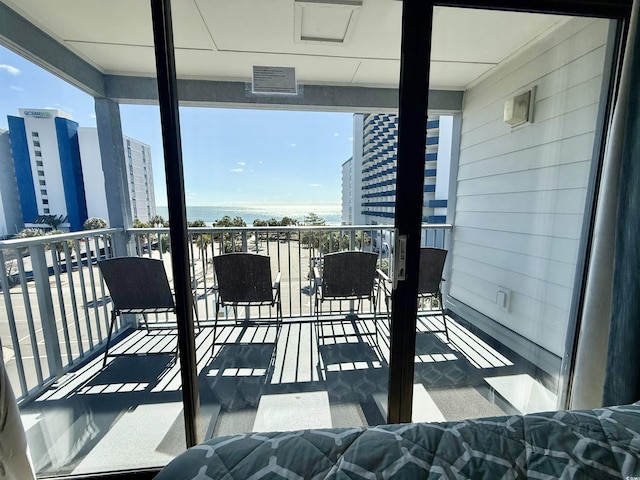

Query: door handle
[393,231,407,290]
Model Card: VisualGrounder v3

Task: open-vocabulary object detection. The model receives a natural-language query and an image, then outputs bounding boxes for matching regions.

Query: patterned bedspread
[155,404,640,479]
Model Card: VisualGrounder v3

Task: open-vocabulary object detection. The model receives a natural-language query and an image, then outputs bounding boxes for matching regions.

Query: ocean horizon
[155,204,342,225]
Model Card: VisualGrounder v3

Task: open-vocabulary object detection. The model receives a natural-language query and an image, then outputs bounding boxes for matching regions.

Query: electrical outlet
[496,287,511,312]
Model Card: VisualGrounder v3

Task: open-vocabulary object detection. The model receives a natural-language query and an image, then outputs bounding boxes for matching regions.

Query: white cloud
[45,105,74,114]
[348,136,353,141]
[237,161,246,166]
[333,133,339,137]
[289,143,296,147]
[230,168,244,172]
[308,183,322,187]
[9,85,23,92]
[0,64,20,75]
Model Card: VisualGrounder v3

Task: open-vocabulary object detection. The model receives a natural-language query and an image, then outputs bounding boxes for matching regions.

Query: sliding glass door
[410,7,619,422]
[0,0,627,476]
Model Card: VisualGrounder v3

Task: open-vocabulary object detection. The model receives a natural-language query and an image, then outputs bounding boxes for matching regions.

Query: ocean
[155,205,342,225]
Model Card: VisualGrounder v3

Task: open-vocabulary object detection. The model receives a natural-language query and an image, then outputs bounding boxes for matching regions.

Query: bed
[154,403,640,479]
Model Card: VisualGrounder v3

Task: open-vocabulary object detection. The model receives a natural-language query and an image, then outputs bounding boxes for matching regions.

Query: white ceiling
[2,0,569,90]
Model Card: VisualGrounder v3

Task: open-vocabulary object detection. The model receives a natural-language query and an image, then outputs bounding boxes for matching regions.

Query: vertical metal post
[241,231,248,252]
[387,0,433,424]
[50,247,72,364]
[74,239,94,348]
[150,0,200,447]
[29,244,63,377]
[0,250,28,396]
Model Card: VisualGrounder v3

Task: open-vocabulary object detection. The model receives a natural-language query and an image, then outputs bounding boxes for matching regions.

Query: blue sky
[0,46,353,207]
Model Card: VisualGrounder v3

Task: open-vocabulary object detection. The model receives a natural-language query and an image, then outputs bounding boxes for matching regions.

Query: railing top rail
[128,224,453,234]
[0,228,120,250]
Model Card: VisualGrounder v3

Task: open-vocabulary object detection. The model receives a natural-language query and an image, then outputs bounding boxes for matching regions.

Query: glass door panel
[414,8,616,421]
[168,0,403,436]
[0,1,186,475]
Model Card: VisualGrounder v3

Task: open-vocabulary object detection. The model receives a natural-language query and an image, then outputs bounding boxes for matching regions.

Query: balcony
[0,225,557,476]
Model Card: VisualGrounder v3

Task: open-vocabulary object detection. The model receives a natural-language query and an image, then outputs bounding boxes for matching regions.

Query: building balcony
[0,225,564,475]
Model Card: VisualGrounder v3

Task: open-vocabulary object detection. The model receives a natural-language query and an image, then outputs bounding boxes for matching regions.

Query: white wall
[449,17,610,357]
[78,128,110,223]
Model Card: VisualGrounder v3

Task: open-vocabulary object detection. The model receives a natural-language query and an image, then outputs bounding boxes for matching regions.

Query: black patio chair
[98,256,199,368]
[314,251,381,348]
[212,253,282,356]
[417,247,449,341]
[377,247,449,341]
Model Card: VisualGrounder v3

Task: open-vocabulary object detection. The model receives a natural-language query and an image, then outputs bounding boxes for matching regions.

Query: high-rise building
[4,109,156,232]
[343,113,453,226]
[8,109,87,231]
[77,128,156,224]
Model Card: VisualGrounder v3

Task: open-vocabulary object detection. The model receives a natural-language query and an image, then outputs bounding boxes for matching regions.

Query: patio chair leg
[212,300,221,357]
[103,310,118,368]
[192,300,201,332]
[267,301,283,385]
[440,292,449,342]
[372,292,379,350]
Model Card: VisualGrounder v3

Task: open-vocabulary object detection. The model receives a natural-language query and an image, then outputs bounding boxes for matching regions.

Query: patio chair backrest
[213,253,274,303]
[321,251,378,299]
[418,248,447,295]
[98,257,174,312]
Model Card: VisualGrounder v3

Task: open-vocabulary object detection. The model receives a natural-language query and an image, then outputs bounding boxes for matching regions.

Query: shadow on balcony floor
[18,313,557,476]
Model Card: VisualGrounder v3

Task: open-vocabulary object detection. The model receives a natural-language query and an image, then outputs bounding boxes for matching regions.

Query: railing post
[0,250,28,397]
[29,244,63,377]
[112,229,135,258]
[241,231,248,252]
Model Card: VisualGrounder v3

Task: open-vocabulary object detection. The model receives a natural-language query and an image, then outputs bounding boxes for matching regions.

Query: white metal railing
[0,224,451,402]
[128,224,450,322]
[0,228,119,401]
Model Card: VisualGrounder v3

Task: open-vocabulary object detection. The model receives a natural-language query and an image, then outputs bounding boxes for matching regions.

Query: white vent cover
[294,0,362,44]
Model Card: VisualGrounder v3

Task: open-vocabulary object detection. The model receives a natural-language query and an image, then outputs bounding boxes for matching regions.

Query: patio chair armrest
[273,271,282,289]
[272,271,282,304]
[376,269,391,296]
[376,269,391,283]
[376,268,391,288]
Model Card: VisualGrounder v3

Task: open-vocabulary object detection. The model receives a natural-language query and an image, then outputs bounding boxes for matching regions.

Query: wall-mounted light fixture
[504,87,535,127]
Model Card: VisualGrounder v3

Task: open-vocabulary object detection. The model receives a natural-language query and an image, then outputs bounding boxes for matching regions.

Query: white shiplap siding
[449,17,610,357]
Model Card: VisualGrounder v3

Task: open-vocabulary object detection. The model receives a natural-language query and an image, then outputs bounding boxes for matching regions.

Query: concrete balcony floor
[19,311,558,476]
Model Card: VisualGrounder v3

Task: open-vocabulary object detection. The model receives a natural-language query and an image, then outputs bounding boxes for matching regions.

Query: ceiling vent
[294,0,362,44]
